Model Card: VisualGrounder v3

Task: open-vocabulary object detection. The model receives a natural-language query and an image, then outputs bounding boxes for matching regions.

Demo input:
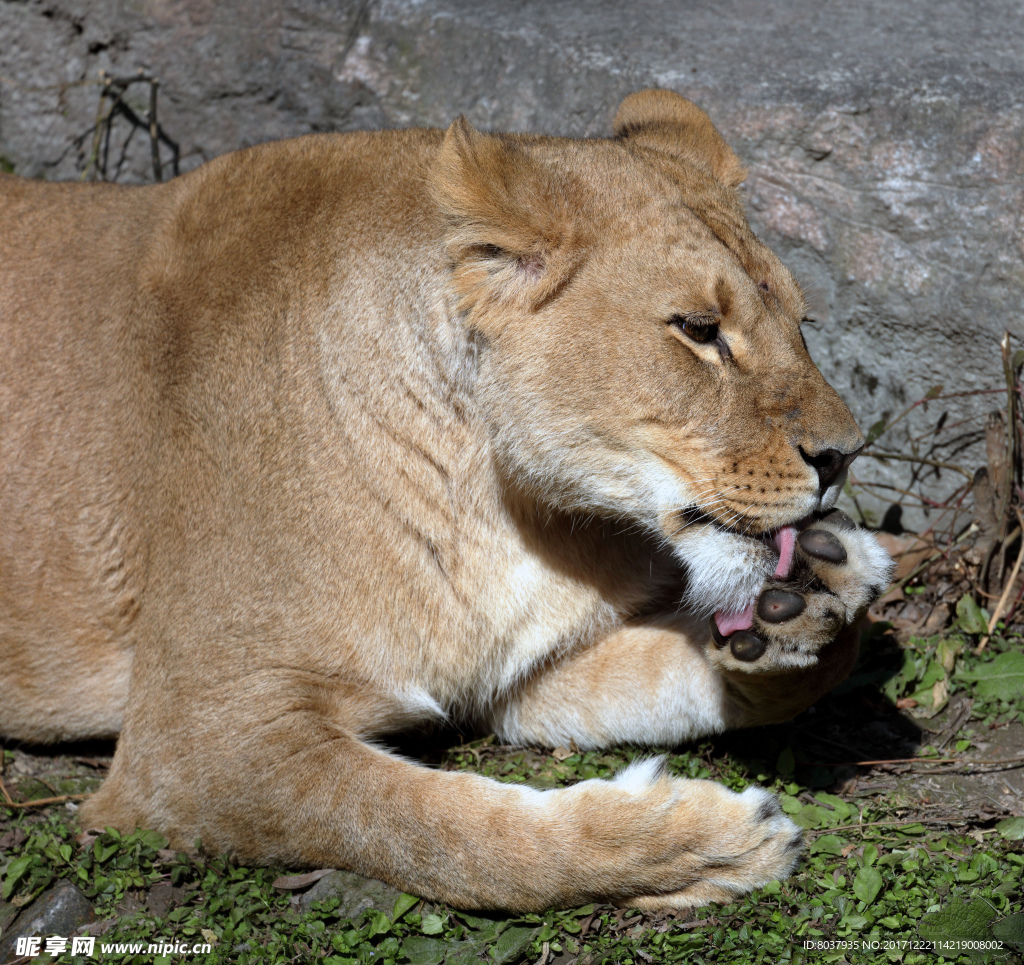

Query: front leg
[489,612,859,750]
[489,512,892,747]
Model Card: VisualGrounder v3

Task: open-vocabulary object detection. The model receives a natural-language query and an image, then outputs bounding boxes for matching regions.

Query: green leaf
[936,636,962,672]
[776,748,795,776]
[958,651,1024,701]
[996,816,1024,840]
[865,419,889,445]
[813,792,855,820]
[455,911,492,930]
[2,854,34,900]
[909,659,949,713]
[779,794,802,815]
[537,922,560,943]
[392,893,419,921]
[882,646,925,702]
[852,866,883,904]
[924,385,944,399]
[809,834,844,856]
[134,829,169,851]
[490,926,540,964]
[896,823,926,835]
[420,913,445,935]
[791,804,830,829]
[366,910,391,938]
[919,897,998,945]
[401,936,446,965]
[448,941,491,965]
[955,595,988,635]
[59,843,73,863]
[992,913,1024,951]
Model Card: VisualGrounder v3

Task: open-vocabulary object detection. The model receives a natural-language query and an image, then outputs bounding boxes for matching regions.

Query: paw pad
[797,528,847,564]
[821,508,856,531]
[756,589,806,623]
[728,630,768,662]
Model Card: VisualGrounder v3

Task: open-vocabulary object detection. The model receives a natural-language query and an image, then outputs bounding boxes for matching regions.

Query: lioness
[0,90,891,911]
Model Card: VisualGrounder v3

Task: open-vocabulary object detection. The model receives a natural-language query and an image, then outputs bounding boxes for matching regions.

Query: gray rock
[145,881,185,919]
[0,898,20,938]
[0,881,95,961]
[435,926,540,965]
[298,869,409,918]
[1,0,1021,527]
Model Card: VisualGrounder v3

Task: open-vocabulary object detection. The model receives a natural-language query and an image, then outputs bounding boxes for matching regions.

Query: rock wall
[3,0,1022,528]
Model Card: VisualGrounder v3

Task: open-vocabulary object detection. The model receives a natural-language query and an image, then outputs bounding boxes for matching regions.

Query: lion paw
[707,510,894,673]
[626,783,804,910]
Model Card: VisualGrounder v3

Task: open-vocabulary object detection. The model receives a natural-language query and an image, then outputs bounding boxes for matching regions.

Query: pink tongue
[715,604,755,636]
[713,525,799,636]
[773,525,797,578]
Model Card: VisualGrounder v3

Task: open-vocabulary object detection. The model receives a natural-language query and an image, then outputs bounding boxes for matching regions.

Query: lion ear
[613,89,747,188]
[430,116,584,312]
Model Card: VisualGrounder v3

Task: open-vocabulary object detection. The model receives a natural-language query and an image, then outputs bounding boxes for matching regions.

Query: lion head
[431,90,863,619]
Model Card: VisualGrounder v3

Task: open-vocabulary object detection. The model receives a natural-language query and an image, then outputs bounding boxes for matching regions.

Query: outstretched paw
[707,510,894,673]
[626,784,805,910]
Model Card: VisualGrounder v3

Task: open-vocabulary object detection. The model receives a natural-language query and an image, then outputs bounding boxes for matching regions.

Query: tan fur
[0,91,891,910]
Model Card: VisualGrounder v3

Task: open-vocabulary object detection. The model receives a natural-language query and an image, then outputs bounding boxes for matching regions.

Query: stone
[298,869,410,917]
[0,898,20,939]
[146,881,186,919]
[1,0,1020,528]
[0,881,94,962]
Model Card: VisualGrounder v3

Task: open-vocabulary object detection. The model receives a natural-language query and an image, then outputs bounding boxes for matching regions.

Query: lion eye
[668,312,719,344]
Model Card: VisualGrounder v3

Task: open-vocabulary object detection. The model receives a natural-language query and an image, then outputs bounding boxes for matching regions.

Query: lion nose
[799,445,862,496]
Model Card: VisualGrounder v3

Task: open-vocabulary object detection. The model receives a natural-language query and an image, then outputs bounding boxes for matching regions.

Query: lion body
[0,94,891,910]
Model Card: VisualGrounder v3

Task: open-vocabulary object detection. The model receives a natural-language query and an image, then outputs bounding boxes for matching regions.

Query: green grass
[2,628,1022,964]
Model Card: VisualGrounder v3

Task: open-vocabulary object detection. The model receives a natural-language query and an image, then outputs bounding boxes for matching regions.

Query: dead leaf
[874,533,938,582]
[271,868,335,891]
[923,603,952,635]
[0,828,27,850]
[896,697,919,710]
[877,586,905,606]
[76,829,103,849]
[551,747,574,761]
